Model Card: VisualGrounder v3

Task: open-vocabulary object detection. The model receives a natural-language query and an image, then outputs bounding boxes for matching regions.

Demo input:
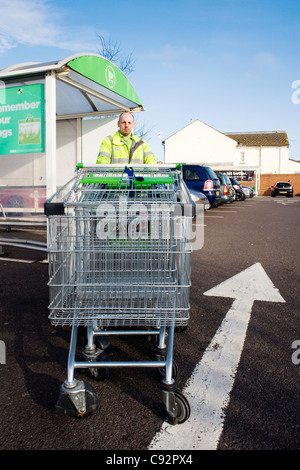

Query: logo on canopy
[105,65,116,89]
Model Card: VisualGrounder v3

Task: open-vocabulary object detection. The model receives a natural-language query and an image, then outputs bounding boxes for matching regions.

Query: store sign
[0,83,45,155]
[67,55,142,107]
[105,65,116,89]
[223,170,254,181]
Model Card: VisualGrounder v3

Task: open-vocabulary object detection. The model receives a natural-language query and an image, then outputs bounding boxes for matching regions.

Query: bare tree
[134,121,154,140]
[98,35,135,75]
[98,35,155,143]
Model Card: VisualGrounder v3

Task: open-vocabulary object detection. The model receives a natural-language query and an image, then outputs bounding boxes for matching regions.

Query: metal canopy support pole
[76,117,82,165]
[45,70,57,198]
[257,170,260,196]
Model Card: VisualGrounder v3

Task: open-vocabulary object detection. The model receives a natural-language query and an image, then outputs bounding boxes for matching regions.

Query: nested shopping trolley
[44,163,193,424]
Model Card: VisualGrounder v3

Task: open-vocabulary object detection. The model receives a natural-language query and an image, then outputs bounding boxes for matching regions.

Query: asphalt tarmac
[0,196,299,451]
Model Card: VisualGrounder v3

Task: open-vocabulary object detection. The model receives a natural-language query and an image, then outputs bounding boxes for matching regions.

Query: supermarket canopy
[0,52,144,118]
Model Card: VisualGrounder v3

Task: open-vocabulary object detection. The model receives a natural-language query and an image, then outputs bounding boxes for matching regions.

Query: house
[224,131,300,174]
[163,120,237,166]
[163,120,300,175]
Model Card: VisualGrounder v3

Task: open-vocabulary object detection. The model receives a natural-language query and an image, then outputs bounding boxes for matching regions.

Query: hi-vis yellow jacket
[96,131,156,164]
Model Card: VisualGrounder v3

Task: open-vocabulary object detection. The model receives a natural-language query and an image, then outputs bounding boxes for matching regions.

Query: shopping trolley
[44,164,193,424]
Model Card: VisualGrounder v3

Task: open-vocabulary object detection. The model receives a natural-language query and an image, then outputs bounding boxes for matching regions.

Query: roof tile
[225,131,289,147]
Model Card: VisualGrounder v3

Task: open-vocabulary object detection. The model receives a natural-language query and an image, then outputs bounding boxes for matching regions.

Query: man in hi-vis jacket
[97,112,156,164]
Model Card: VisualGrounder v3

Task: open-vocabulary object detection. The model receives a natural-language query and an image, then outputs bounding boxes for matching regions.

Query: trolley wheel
[55,380,98,418]
[175,325,188,333]
[157,360,178,381]
[82,348,112,381]
[163,390,191,426]
[89,351,112,381]
[96,335,111,351]
[173,391,191,424]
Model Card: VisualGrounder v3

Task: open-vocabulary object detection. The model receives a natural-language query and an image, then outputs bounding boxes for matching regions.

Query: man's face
[118,113,135,138]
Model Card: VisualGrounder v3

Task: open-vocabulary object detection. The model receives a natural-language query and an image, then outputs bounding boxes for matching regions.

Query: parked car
[271,182,293,198]
[189,188,210,215]
[174,180,209,217]
[216,173,235,204]
[241,185,254,198]
[182,164,221,208]
[229,177,245,200]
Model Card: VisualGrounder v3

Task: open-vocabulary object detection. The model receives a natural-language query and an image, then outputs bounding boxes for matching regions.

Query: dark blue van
[182,164,221,208]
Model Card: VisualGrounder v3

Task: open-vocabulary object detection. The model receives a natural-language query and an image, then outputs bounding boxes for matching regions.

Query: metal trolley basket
[44,164,193,424]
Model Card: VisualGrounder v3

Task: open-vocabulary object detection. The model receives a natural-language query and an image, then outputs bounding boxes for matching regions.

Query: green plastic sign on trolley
[0,83,45,155]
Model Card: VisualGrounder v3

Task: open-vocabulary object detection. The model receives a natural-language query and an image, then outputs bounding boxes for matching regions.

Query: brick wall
[259,174,300,196]
[243,174,300,196]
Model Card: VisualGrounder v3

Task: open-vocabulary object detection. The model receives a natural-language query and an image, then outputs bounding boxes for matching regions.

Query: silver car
[241,185,254,198]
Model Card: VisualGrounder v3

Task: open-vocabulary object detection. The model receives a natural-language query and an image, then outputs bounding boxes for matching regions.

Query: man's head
[118,112,135,138]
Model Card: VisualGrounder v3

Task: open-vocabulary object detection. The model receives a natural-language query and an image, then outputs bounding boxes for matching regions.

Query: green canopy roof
[0,53,143,118]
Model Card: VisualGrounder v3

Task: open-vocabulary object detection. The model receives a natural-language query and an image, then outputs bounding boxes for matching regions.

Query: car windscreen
[277,182,291,188]
[224,175,231,185]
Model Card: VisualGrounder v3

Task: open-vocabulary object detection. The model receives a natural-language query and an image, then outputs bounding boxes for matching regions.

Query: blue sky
[1,0,300,162]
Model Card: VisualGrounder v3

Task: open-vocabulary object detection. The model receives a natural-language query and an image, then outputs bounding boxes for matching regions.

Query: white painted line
[205,215,224,218]
[275,199,298,205]
[149,263,285,450]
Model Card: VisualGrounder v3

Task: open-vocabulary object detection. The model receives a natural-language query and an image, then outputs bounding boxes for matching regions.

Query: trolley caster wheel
[157,360,178,381]
[161,385,190,425]
[96,335,111,351]
[82,347,112,381]
[173,390,191,424]
[175,325,188,333]
[55,380,98,418]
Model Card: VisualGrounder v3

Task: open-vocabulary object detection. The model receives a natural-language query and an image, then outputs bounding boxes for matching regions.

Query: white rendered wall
[164,120,237,165]
[82,116,118,165]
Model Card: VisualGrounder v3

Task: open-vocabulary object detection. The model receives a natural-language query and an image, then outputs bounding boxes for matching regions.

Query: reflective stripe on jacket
[97,131,156,164]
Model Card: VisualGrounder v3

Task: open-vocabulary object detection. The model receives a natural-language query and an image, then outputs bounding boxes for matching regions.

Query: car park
[271,182,293,198]
[229,177,245,201]
[216,173,235,204]
[182,164,221,208]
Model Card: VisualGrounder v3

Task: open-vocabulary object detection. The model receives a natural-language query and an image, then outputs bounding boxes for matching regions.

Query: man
[97,112,156,164]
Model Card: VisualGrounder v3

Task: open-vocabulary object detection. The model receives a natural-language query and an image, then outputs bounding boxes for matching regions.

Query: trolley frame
[45,164,193,424]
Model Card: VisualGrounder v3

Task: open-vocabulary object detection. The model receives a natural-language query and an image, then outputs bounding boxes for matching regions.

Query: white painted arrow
[149,263,285,450]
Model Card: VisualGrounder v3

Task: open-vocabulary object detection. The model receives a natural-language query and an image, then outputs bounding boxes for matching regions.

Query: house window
[239,151,245,163]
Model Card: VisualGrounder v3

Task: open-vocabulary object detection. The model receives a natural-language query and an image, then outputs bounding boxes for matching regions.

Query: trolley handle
[122,166,135,189]
[78,165,175,190]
